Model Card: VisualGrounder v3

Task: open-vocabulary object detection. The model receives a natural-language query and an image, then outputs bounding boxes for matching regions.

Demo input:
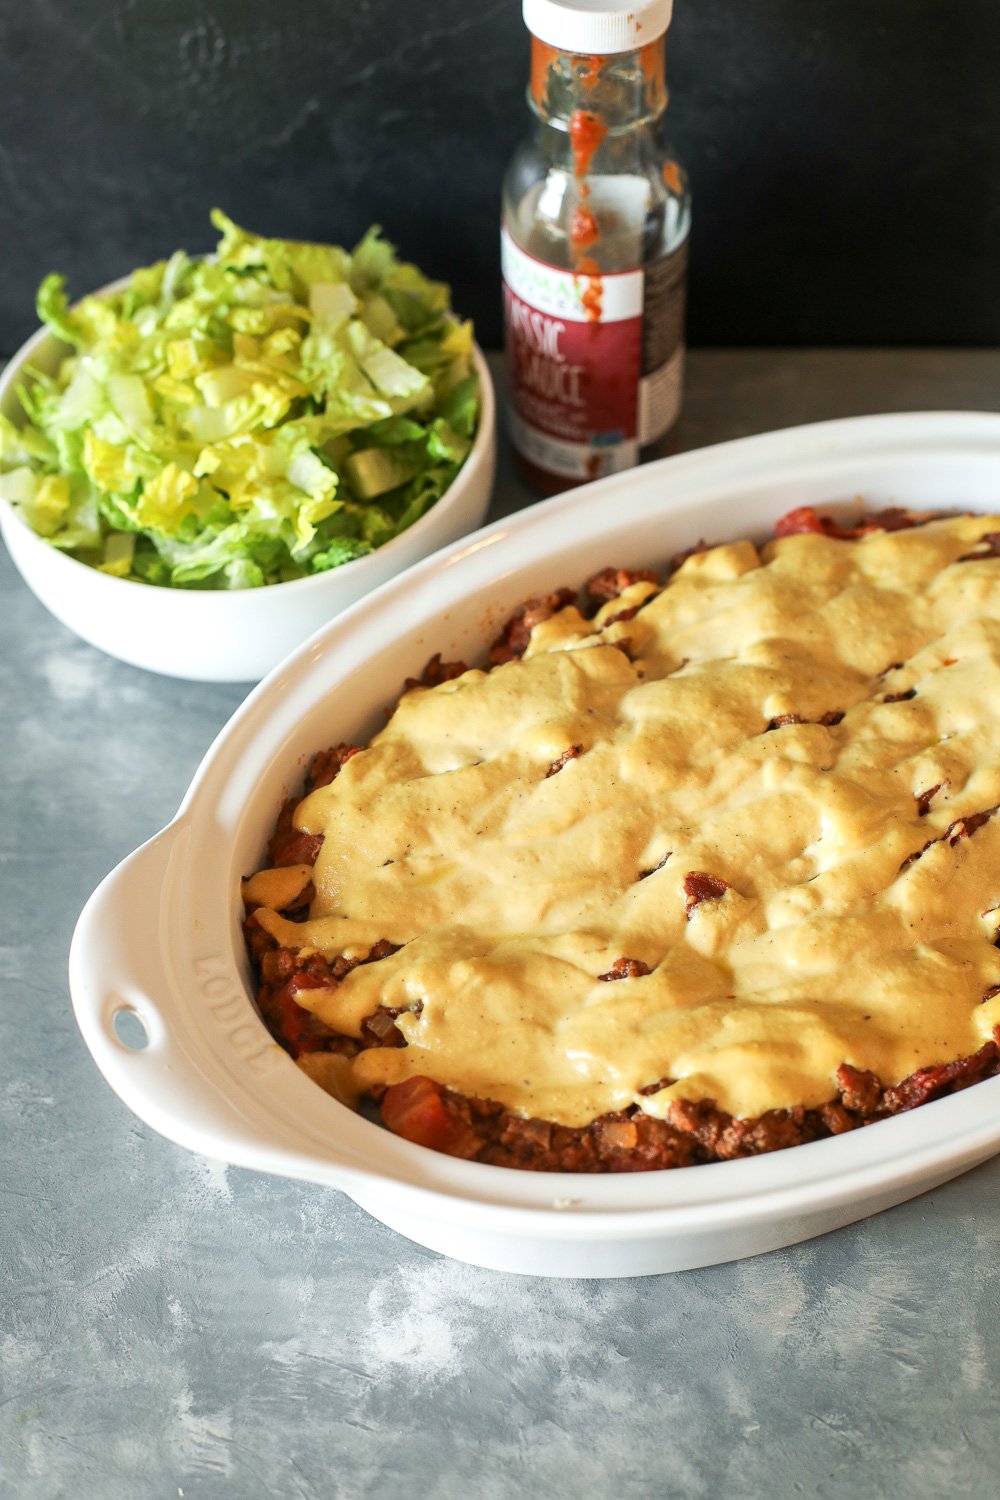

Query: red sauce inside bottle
[568,109,608,179]
[568,110,607,321]
[574,257,603,322]
[569,204,600,251]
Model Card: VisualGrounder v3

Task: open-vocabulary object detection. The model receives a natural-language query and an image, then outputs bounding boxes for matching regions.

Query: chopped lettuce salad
[0,211,479,588]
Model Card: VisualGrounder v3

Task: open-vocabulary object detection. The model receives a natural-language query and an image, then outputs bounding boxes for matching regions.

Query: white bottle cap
[523,0,673,55]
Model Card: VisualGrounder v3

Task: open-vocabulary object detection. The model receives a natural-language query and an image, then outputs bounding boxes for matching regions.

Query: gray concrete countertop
[4,351,1000,1499]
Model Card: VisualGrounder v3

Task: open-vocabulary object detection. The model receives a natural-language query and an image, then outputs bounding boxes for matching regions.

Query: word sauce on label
[501,227,685,482]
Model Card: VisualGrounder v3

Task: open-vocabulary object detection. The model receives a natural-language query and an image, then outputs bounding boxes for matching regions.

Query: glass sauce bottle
[502,0,690,494]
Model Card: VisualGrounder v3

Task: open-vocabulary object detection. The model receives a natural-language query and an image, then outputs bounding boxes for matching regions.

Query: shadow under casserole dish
[242,506,1000,1173]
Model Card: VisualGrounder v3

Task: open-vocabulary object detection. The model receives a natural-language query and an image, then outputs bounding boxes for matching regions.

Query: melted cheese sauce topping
[256,516,1000,1126]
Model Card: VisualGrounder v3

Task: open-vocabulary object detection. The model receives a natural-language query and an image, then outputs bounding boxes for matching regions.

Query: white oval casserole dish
[69,410,1000,1277]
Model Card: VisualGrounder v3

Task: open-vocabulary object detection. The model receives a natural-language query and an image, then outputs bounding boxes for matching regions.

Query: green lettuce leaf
[0,211,479,589]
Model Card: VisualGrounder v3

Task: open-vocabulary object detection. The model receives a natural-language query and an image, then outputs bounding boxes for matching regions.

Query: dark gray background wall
[1,0,997,357]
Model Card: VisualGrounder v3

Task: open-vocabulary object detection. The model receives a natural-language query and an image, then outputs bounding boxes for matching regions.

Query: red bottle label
[501,228,684,482]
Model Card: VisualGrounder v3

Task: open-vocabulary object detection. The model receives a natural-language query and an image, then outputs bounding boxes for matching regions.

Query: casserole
[69,410,1000,1276]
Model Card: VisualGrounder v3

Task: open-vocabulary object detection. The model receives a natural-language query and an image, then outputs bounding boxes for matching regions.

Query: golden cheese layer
[255,515,1000,1126]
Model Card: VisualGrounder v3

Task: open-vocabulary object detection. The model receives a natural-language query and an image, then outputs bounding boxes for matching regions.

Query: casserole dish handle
[68,825,282,1165]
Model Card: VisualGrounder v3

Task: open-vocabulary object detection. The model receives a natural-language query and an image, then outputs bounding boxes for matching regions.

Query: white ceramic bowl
[69,411,1000,1277]
[0,275,496,682]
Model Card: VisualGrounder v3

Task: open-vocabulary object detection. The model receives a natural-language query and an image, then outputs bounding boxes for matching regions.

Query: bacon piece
[545,744,582,778]
[598,957,651,982]
[488,588,577,664]
[683,871,731,917]
[403,652,469,693]
[309,743,362,789]
[585,566,658,603]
